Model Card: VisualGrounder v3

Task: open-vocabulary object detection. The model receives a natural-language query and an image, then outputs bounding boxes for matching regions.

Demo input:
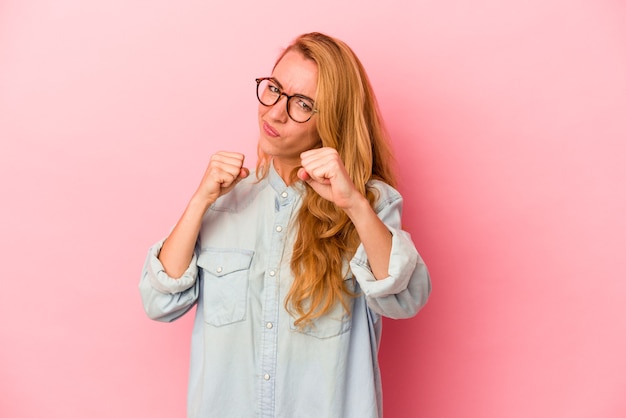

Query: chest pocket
[198,248,254,327]
[289,276,355,339]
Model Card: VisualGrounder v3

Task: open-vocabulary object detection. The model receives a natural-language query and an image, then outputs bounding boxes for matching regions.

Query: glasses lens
[257,79,280,106]
[287,96,315,123]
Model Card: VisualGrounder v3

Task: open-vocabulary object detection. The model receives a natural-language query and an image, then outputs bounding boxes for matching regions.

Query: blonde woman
[140,32,431,418]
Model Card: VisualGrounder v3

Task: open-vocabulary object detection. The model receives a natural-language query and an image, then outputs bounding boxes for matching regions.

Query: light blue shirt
[139,164,431,418]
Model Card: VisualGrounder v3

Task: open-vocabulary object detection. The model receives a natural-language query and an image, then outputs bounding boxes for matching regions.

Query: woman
[140,32,430,418]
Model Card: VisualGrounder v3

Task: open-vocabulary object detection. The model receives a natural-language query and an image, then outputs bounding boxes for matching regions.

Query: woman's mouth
[263,121,280,138]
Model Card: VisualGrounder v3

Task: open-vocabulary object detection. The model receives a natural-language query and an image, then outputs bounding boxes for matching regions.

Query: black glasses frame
[255,77,318,123]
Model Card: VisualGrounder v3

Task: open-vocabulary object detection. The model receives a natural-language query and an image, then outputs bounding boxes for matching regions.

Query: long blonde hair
[257,32,397,327]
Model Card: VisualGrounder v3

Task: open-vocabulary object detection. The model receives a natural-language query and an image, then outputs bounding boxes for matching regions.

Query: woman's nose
[266,94,289,122]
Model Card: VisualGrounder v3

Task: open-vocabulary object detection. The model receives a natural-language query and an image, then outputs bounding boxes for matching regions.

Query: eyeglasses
[256,77,318,123]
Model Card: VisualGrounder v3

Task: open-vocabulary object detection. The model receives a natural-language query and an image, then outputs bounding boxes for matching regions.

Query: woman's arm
[298,147,430,317]
[298,147,391,279]
[159,151,249,278]
[139,151,250,321]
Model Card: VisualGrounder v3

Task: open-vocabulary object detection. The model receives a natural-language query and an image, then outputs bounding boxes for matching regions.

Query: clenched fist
[194,151,249,205]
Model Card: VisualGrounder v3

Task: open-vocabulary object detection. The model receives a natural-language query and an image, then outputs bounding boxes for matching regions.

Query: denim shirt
[139,164,431,418]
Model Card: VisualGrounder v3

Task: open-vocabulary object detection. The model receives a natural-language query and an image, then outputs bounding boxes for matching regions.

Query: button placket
[259,185,299,415]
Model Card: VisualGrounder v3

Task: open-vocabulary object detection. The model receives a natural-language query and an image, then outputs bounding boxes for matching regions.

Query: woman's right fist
[194,151,249,204]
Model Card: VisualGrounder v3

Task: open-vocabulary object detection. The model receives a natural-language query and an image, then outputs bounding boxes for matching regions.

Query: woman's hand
[297,147,363,210]
[193,151,249,206]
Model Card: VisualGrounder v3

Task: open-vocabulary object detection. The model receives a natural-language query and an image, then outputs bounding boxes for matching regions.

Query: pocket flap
[197,248,254,277]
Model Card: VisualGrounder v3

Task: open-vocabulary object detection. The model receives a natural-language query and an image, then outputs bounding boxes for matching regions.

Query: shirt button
[269,270,276,277]
[266,322,273,329]
[281,191,288,198]
[275,225,283,232]
[216,267,223,273]
[264,373,271,381]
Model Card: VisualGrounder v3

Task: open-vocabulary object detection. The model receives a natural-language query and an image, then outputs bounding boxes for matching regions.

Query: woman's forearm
[344,194,392,280]
[159,195,213,279]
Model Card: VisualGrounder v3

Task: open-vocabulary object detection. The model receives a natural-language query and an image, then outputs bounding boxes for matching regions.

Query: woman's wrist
[189,192,216,213]
[342,192,372,223]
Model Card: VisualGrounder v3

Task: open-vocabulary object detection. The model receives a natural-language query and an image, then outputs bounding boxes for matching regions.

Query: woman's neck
[272,158,299,186]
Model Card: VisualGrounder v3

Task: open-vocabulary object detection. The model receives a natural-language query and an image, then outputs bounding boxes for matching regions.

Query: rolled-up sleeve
[138,239,200,322]
[350,184,431,319]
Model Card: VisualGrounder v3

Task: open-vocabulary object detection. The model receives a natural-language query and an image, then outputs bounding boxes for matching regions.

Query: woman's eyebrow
[269,77,284,90]
[270,77,314,102]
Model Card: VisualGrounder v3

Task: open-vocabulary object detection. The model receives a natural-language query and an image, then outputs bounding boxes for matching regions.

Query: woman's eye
[268,84,280,94]
[295,99,313,112]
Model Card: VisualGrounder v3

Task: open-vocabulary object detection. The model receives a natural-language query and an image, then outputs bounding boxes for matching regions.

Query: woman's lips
[263,121,280,138]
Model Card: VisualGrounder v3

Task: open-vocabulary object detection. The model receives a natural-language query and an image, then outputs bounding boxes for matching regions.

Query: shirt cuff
[350,228,418,298]
[146,239,199,294]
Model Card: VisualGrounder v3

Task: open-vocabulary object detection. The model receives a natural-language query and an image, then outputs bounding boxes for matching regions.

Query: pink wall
[1,1,625,417]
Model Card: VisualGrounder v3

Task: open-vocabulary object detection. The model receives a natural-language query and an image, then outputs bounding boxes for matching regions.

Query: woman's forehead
[271,51,318,97]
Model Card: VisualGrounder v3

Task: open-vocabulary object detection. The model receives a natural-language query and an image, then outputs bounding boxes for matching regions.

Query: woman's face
[258,50,321,176]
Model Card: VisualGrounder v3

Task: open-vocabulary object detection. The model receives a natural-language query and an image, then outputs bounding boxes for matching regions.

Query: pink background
[1,0,625,417]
